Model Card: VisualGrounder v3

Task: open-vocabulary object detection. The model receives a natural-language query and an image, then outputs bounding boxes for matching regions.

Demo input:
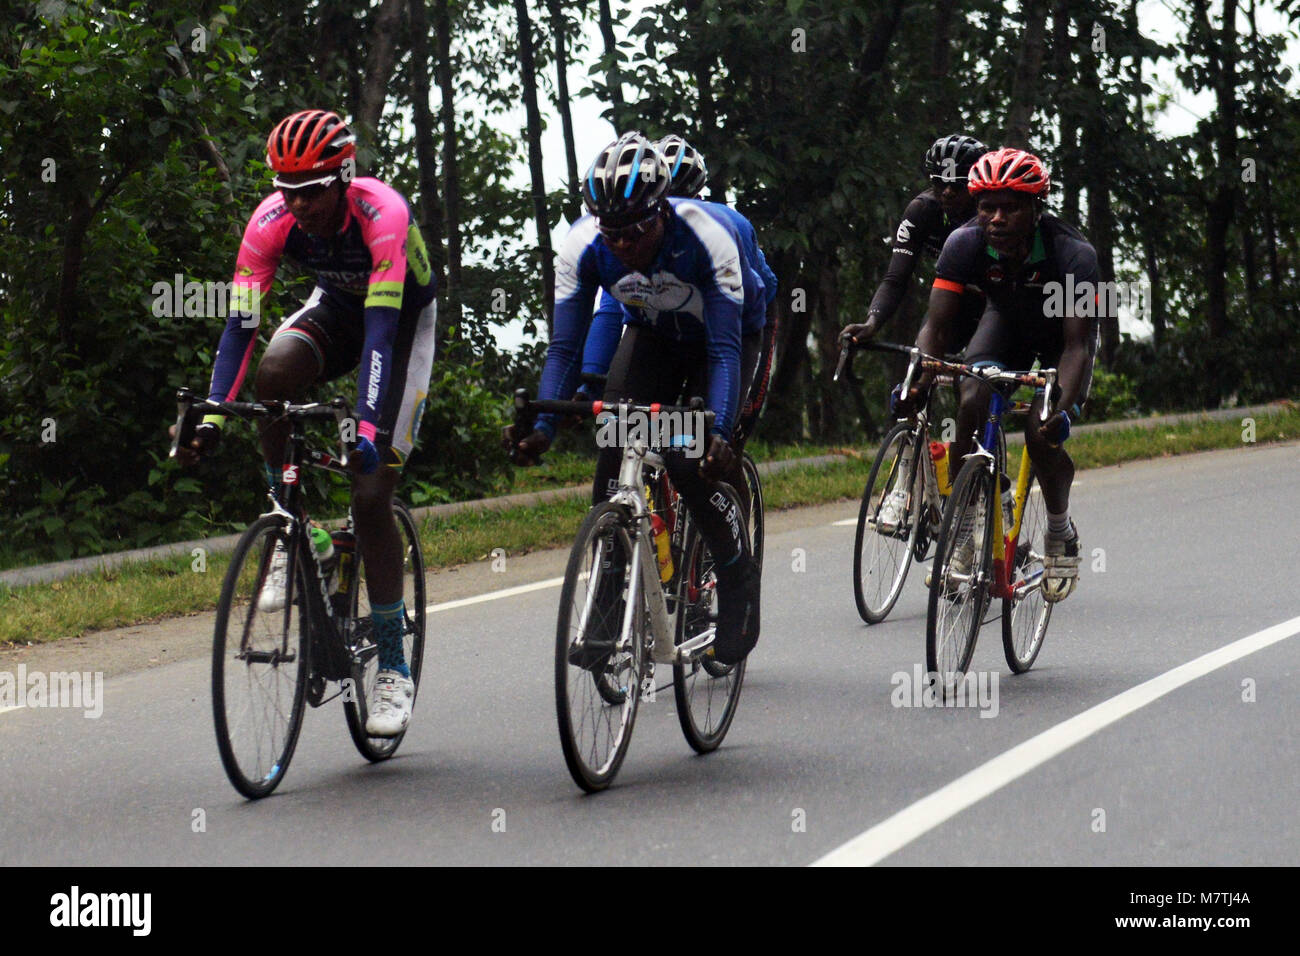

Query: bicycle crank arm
[667,626,716,665]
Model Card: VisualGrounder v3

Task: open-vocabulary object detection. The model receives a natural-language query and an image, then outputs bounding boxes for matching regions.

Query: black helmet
[581,132,671,226]
[925,133,988,182]
[655,134,708,198]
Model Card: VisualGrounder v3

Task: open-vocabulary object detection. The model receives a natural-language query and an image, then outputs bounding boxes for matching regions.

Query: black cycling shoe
[711,553,760,665]
[567,550,625,671]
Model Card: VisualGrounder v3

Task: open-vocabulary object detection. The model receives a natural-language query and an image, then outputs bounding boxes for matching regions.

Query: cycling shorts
[271,287,437,464]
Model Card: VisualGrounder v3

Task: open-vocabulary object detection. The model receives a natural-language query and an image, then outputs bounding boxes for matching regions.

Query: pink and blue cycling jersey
[207,177,436,441]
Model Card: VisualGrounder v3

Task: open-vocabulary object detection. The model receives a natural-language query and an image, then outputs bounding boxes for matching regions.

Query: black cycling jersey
[933,213,1100,320]
[867,189,972,325]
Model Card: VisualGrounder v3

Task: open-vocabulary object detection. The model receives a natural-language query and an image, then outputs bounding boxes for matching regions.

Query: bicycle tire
[1002,469,1053,673]
[343,500,428,761]
[926,454,994,701]
[673,483,747,752]
[555,501,644,792]
[740,453,765,571]
[853,422,924,624]
[212,515,310,799]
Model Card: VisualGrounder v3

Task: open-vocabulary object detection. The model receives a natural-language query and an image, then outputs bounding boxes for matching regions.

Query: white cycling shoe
[875,489,908,533]
[257,541,289,613]
[365,670,415,737]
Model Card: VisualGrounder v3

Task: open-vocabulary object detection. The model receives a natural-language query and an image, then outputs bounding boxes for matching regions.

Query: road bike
[171,388,427,799]
[511,390,755,792]
[835,339,955,624]
[899,353,1056,699]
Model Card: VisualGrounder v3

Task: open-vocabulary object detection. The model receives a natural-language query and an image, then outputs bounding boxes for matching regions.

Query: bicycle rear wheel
[212,516,310,799]
[740,453,765,570]
[854,422,924,624]
[343,501,428,761]
[1002,470,1053,673]
[926,456,994,700]
[555,502,644,792]
[673,484,748,753]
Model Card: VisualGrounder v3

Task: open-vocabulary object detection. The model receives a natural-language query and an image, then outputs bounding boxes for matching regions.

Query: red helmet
[967,147,1050,197]
[266,110,356,174]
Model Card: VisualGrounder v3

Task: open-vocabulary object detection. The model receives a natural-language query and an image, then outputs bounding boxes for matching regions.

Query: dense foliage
[2,0,1297,566]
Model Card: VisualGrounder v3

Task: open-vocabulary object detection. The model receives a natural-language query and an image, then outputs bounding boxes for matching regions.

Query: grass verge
[2,405,1295,645]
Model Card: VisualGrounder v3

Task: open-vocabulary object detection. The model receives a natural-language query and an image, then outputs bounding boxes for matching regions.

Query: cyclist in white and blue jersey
[507,132,769,665]
[580,135,779,457]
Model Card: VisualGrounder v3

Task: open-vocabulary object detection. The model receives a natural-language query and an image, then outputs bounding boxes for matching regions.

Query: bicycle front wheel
[343,500,428,761]
[926,456,994,700]
[853,422,924,624]
[1002,470,1053,673]
[212,515,310,799]
[555,501,644,792]
[673,484,748,753]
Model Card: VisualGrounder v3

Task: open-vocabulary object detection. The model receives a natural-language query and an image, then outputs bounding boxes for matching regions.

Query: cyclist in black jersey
[899,147,1101,602]
[841,133,987,347]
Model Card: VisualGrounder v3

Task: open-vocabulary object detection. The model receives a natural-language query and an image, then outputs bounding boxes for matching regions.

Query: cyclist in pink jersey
[177,110,436,736]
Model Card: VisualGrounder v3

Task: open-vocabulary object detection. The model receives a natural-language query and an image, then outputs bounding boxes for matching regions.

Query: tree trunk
[1079,41,1118,366]
[547,0,580,223]
[1004,0,1049,148]
[356,0,406,137]
[409,0,446,283]
[1144,237,1164,347]
[597,0,625,111]
[515,0,556,329]
[1052,2,1080,223]
[1192,0,1239,348]
[435,0,463,334]
[57,196,94,350]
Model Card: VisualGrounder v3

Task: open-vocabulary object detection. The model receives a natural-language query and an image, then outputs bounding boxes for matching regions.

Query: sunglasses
[598,209,660,243]
[275,174,338,199]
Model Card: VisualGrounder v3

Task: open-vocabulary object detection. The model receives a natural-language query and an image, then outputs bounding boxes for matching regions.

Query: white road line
[0,706,25,716]
[813,614,1300,867]
[426,576,564,614]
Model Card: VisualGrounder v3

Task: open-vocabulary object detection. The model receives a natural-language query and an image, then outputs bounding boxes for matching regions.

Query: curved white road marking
[813,614,1300,866]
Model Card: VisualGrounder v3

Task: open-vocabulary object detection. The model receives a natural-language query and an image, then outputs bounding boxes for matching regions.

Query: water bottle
[929,441,952,496]
[309,526,337,593]
[651,514,674,584]
[1000,475,1015,533]
[330,530,356,606]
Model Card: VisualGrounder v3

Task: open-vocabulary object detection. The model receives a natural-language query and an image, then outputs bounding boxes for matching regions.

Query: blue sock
[262,462,281,497]
[371,600,410,678]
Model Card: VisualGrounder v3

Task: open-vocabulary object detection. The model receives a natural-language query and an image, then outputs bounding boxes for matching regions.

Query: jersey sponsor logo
[610,271,702,318]
[237,265,255,277]
[354,197,381,221]
[891,247,916,257]
[986,265,1006,284]
[257,204,289,227]
[375,259,393,273]
[896,218,915,243]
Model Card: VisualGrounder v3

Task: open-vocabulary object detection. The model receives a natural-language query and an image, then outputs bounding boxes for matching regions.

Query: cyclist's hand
[1041,409,1071,447]
[565,388,594,429]
[842,319,879,346]
[350,436,380,475]
[890,383,922,419]
[503,425,551,466]
[170,420,220,468]
[699,434,735,482]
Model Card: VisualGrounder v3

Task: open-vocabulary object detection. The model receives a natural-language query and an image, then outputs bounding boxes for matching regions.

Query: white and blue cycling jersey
[537,197,774,441]
[579,204,778,388]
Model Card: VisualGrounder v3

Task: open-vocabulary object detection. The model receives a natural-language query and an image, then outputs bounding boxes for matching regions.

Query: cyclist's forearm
[207,313,260,404]
[1055,341,1092,415]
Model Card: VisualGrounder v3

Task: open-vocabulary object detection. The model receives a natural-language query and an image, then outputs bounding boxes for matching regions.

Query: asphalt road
[2,441,1297,866]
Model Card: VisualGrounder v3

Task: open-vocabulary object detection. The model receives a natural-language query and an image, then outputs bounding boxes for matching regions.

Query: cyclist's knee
[255,339,317,399]
[351,470,398,524]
